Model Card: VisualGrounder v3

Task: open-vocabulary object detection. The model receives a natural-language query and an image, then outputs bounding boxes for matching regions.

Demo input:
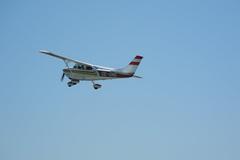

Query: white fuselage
[63,68,132,81]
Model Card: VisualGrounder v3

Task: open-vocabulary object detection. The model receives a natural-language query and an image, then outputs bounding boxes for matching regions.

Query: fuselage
[63,68,133,81]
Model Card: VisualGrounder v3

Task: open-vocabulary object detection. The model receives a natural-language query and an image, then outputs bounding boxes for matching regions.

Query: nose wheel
[67,80,79,87]
[92,81,102,90]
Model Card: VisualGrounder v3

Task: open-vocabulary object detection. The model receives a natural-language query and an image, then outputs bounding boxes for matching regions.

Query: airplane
[39,50,143,89]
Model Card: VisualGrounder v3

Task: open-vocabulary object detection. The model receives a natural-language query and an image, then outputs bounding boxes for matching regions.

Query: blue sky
[0,0,240,160]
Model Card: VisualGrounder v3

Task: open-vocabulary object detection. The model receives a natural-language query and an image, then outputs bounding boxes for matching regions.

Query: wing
[39,50,94,67]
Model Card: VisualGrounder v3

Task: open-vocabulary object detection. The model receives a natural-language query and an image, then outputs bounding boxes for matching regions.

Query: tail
[117,55,143,74]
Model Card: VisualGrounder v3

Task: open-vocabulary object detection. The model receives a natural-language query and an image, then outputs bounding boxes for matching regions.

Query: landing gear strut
[92,81,102,90]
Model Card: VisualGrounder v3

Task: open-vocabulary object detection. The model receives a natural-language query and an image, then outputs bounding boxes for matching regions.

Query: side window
[86,66,93,70]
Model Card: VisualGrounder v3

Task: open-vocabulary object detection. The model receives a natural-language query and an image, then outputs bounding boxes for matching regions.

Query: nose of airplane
[63,68,70,73]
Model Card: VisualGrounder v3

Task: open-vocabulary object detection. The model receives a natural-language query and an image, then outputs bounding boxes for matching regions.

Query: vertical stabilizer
[117,55,143,74]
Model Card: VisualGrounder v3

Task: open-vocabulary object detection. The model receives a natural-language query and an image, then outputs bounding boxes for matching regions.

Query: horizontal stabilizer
[133,75,142,78]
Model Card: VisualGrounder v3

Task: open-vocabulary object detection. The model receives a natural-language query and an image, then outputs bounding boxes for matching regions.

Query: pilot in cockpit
[73,65,83,70]
[73,65,93,70]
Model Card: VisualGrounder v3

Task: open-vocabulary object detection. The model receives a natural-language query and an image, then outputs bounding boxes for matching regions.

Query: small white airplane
[39,50,143,89]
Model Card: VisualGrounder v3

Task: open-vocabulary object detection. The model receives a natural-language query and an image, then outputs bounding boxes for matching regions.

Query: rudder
[118,55,143,74]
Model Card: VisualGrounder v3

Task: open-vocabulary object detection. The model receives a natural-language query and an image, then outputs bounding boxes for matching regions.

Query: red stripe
[129,61,140,65]
[135,55,143,59]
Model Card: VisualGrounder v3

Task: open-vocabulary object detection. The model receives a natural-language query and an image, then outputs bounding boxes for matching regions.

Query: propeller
[61,73,65,82]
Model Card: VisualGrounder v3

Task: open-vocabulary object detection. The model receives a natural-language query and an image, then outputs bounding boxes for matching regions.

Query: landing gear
[67,81,75,87]
[93,84,102,90]
[67,80,102,89]
[67,80,79,87]
[92,81,102,90]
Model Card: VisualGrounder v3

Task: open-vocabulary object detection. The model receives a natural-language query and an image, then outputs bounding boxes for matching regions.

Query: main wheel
[67,82,73,87]
[93,84,102,90]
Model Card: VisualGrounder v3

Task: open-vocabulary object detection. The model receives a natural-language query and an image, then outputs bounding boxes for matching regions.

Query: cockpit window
[73,65,82,69]
[73,65,92,70]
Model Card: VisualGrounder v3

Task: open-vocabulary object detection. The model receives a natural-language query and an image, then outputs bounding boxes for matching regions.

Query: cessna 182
[39,50,143,89]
